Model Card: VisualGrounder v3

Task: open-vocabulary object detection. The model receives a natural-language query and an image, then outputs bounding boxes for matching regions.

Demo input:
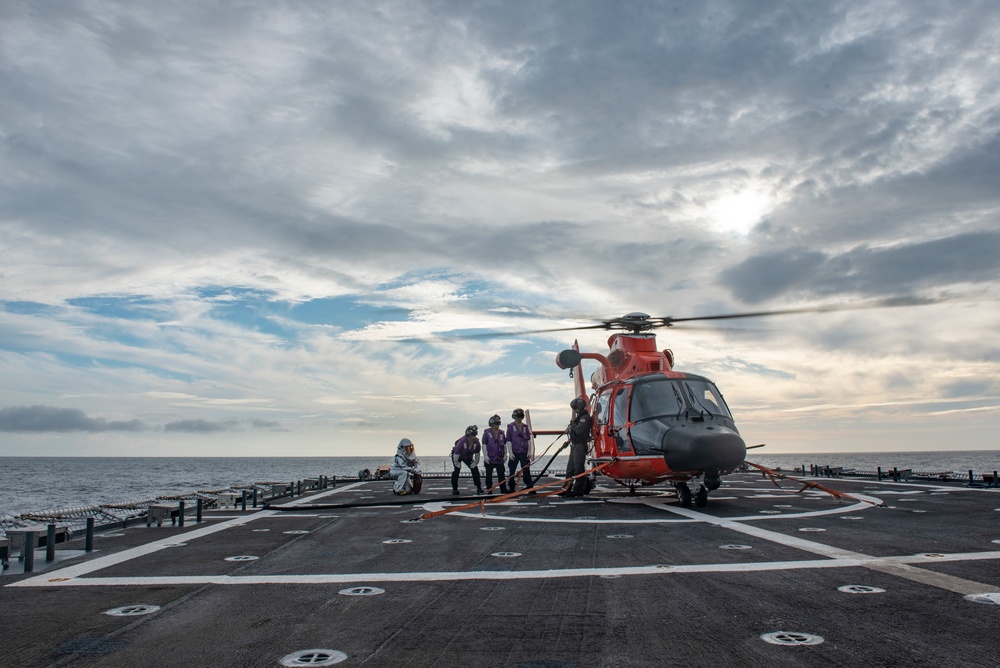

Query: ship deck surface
[2,472,999,667]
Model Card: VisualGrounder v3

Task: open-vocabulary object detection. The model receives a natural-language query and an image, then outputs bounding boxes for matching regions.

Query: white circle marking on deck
[720,544,752,550]
[799,528,826,532]
[964,593,1000,605]
[225,555,259,562]
[284,530,310,535]
[491,552,521,558]
[383,539,412,544]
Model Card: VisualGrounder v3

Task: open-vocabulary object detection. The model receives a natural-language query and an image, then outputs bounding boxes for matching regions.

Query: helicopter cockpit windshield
[630,377,732,423]
[626,377,734,455]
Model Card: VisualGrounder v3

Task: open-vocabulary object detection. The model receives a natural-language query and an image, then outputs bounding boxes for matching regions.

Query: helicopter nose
[662,426,747,473]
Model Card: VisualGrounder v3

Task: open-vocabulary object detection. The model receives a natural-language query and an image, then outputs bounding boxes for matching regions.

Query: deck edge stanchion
[46,524,56,562]
[85,517,94,552]
[23,533,35,573]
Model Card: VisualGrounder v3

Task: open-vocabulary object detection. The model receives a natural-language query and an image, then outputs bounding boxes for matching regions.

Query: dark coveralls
[565,409,593,496]
[451,435,483,493]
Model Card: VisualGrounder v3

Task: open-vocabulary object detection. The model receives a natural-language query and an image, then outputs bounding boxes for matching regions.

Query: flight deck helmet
[465,425,478,437]
[570,397,587,413]
[489,414,501,428]
[512,408,525,420]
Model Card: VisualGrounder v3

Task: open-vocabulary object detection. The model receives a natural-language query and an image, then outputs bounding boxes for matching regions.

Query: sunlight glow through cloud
[708,189,773,235]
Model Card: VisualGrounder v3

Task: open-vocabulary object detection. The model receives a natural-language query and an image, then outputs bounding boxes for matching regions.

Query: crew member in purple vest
[451,425,484,495]
[506,408,534,492]
[482,414,510,493]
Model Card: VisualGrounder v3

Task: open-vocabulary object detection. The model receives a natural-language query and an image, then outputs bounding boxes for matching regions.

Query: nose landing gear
[675,478,709,508]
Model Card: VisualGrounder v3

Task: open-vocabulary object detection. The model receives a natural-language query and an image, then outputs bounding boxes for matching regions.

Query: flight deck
[2,472,999,667]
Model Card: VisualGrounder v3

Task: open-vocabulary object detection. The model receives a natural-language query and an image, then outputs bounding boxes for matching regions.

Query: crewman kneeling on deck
[390,438,422,495]
[452,425,484,495]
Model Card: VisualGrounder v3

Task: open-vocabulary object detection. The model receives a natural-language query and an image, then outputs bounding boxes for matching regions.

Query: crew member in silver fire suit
[564,397,593,497]
[389,438,421,495]
[451,425,484,495]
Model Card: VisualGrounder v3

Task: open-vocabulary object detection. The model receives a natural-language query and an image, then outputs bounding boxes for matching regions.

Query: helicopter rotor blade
[397,322,612,342]
[384,294,955,341]
[658,295,947,327]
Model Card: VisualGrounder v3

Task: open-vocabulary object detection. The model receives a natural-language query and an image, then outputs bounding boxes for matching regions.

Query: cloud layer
[1,1,998,455]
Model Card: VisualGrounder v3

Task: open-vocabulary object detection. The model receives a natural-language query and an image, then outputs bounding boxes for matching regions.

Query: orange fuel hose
[420,459,616,520]
[744,461,883,506]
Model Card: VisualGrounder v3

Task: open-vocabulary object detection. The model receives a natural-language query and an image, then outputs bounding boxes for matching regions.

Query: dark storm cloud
[0,405,145,433]
[163,419,235,433]
[720,230,1000,303]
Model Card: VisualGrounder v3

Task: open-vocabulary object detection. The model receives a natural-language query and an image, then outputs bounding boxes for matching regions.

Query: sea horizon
[2,450,999,518]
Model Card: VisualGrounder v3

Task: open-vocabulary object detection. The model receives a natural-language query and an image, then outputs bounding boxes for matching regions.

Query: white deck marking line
[5,483,367,587]
[864,561,997,596]
[9,551,1000,587]
[656,499,1000,594]
[428,494,876,524]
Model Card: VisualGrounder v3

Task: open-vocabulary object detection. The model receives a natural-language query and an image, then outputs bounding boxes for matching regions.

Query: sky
[1,0,999,458]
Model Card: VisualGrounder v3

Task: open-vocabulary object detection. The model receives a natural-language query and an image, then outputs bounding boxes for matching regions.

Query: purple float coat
[482,428,508,464]
[452,435,481,463]
[506,421,532,455]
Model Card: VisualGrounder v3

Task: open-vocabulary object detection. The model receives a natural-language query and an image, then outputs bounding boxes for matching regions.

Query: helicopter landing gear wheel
[694,486,708,507]
[677,483,692,508]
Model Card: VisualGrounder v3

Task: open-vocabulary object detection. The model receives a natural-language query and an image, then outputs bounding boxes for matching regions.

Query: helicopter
[501,299,946,507]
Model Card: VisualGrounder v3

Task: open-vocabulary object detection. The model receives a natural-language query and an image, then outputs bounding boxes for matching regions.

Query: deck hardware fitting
[279,649,348,666]
[760,631,824,646]
[838,585,885,594]
[104,604,160,617]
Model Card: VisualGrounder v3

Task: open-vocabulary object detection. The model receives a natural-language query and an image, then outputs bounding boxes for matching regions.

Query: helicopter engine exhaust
[661,426,746,476]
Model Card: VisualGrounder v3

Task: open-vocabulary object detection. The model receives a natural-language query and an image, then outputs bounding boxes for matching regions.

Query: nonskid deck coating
[2,472,999,667]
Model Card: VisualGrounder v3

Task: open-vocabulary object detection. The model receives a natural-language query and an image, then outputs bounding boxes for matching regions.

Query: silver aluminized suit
[389,438,421,494]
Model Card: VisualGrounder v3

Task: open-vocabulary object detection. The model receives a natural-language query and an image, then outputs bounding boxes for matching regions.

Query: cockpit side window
[595,390,612,425]
[612,387,629,426]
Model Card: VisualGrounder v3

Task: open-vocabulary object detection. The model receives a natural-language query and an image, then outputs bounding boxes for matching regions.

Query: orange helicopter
[507,300,941,507]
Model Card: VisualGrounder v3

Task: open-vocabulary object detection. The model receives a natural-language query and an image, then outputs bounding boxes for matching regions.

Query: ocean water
[1,451,998,518]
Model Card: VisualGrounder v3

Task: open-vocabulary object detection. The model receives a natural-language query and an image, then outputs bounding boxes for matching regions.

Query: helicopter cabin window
[595,390,612,425]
